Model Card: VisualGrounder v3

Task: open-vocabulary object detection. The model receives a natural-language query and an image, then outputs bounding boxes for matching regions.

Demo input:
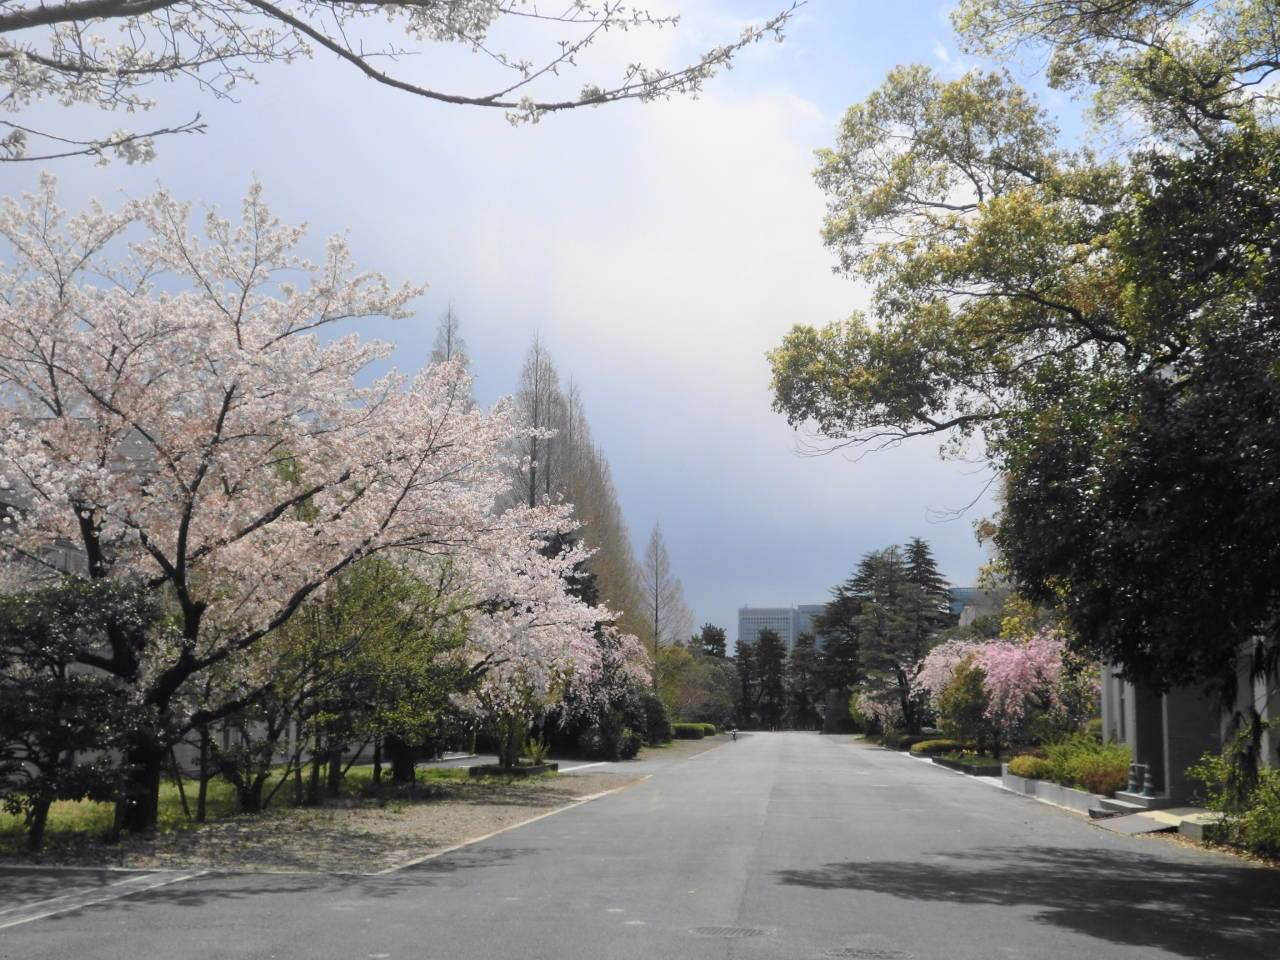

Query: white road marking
[557,762,609,773]
[0,869,206,929]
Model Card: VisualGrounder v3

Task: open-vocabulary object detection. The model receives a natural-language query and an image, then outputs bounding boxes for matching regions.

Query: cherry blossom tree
[453,504,649,768]
[0,176,593,830]
[0,0,797,164]
[918,639,986,709]
[974,633,1067,737]
[918,631,1098,745]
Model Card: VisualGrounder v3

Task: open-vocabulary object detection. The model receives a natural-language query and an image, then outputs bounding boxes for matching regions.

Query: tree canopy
[768,0,1280,706]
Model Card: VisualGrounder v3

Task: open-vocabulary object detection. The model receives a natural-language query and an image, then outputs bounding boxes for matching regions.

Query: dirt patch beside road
[0,772,642,875]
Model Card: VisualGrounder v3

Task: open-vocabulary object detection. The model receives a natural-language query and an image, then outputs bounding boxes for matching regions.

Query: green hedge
[909,739,964,756]
[1008,755,1052,779]
[671,723,706,740]
[699,724,718,736]
[884,733,932,751]
[1045,734,1131,796]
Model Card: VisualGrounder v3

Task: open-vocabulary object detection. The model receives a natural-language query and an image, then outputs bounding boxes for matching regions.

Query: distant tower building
[794,604,826,642]
[737,604,828,652]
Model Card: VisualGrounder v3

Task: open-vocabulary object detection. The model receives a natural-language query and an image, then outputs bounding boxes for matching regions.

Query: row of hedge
[672,723,718,740]
[1006,735,1131,795]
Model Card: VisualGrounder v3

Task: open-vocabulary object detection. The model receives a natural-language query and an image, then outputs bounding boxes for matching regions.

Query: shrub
[1008,756,1052,779]
[909,739,965,755]
[1072,755,1131,795]
[1045,733,1131,796]
[1190,748,1280,857]
[618,728,644,760]
[671,723,705,740]
[894,734,931,751]
[1011,746,1048,759]
[641,693,673,744]
[700,724,718,736]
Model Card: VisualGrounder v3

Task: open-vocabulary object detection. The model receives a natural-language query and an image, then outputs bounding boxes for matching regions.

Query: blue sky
[3,0,1081,640]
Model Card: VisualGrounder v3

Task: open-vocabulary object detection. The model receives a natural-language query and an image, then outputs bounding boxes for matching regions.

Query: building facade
[737,604,827,651]
[1099,661,1279,806]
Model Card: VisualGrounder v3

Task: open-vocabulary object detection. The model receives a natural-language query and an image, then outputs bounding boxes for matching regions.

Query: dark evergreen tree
[786,632,823,730]
[696,623,728,658]
[756,628,788,729]
[813,582,865,733]
[734,637,760,727]
[0,582,150,850]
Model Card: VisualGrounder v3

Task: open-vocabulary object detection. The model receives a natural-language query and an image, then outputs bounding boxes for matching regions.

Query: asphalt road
[2,732,1278,960]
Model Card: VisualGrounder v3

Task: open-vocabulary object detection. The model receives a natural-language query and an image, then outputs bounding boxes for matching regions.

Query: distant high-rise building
[737,604,827,651]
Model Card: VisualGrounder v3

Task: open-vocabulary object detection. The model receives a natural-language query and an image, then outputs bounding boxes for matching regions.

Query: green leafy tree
[765,43,1280,720]
[653,643,736,729]
[936,656,999,756]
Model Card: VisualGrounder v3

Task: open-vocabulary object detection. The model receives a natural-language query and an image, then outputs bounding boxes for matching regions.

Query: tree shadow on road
[775,844,1280,959]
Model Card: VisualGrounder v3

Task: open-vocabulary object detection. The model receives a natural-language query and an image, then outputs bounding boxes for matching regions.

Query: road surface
[2,732,1276,959]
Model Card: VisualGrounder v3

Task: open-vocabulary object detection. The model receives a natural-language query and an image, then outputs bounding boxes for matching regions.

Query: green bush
[909,739,964,755]
[880,733,930,750]
[1045,733,1131,796]
[671,723,706,740]
[618,728,644,760]
[1008,756,1052,779]
[1190,748,1280,856]
[637,692,672,744]
[699,724,718,736]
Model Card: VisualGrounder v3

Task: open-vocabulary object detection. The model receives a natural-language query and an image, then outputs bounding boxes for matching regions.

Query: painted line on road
[684,740,731,760]
[376,776,652,875]
[0,869,207,930]
[558,762,610,773]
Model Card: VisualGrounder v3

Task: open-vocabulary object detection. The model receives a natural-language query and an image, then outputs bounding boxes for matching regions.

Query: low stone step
[1091,813,1177,836]
[1108,790,1177,810]
[1099,796,1149,814]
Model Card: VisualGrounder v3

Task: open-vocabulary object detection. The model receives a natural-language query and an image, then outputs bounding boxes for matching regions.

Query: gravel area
[0,771,642,875]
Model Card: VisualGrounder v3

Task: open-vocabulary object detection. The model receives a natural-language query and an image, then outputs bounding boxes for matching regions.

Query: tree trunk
[25,797,52,852]
[326,742,344,793]
[170,749,191,821]
[196,728,210,823]
[293,745,304,806]
[117,742,164,834]
[372,739,382,785]
[306,734,323,805]
[385,735,417,782]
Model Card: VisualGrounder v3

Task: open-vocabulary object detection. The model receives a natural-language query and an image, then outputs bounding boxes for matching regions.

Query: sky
[1,0,1083,642]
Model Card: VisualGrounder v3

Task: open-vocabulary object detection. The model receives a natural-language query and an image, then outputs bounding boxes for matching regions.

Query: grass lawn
[0,777,241,855]
[0,762,545,855]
